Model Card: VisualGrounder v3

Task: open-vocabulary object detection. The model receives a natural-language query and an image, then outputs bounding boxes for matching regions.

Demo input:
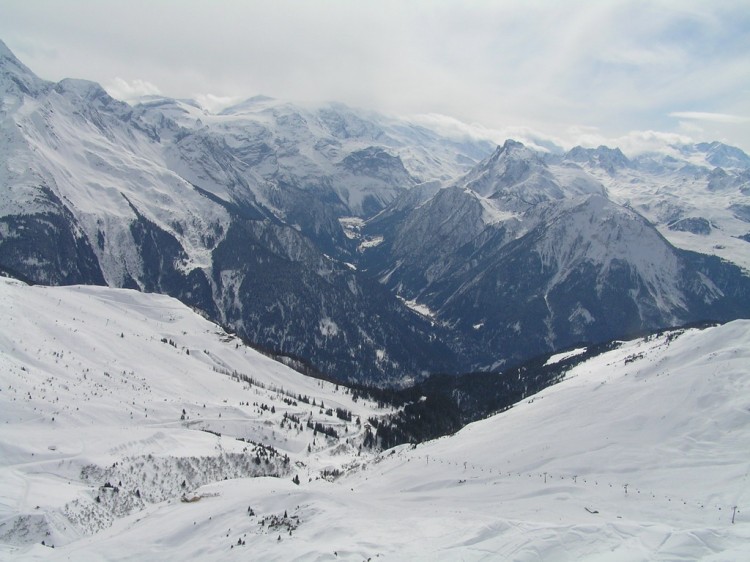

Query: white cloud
[406,114,704,158]
[404,113,569,153]
[567,129,695,158]
[668,111,750,124]
[2,1,749,152]
[194,93,241,113]
[105,77,161,102]
[611,131,695,157]
[598,44,685,67]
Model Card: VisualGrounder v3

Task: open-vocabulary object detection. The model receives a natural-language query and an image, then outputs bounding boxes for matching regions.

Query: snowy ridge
[2,67,232,285]
[459,140,606,214]
[1,278,748,559]
[136,95,493,218]
[561,145,750,271]
[362,137,750,371]
[544,346,586,366]
[534,195,689,320]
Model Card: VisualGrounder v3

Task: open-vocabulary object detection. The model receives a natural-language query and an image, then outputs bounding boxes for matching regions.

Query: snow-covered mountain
[560,143,750,271]
[133,93,492,223]
[460,139,606,210]
[360,140,750,369]
[1,277,748,560]
[1,39,750,382]
[0,40,473,384]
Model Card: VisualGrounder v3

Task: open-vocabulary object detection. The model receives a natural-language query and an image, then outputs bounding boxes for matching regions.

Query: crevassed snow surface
[1,278,749,560]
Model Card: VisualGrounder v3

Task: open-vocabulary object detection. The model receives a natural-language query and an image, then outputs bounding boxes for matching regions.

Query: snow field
[0,278,387,554]
[1,278,749,560]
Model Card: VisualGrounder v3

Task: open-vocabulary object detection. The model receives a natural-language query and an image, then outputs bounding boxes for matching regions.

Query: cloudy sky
[2,0,749,153]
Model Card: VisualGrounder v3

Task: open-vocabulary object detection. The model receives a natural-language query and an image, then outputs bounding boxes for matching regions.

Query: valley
[1,32,750,560]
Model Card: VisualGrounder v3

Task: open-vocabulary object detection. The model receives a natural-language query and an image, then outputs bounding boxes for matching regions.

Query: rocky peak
[460,139,561,208]
[696,141,750,170]
[564,145,631,173]
[0,39,49,102]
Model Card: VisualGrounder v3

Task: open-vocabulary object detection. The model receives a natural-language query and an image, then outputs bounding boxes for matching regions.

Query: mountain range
[2,37,750,560]
[1,39,749,383]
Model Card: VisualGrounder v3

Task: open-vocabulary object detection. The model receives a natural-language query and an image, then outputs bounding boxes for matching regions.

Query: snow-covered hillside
[0,277,389,555]
[1,277,748,560]
[362,139,750,371]
[560,145,750,272]
[0,39,472,383]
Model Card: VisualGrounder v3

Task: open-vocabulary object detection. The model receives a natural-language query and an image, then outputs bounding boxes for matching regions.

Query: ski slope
[1,278,748,560]
[0,277,388,556]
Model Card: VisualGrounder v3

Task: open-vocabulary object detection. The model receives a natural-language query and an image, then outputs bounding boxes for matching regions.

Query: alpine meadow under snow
[1,32,750,561]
